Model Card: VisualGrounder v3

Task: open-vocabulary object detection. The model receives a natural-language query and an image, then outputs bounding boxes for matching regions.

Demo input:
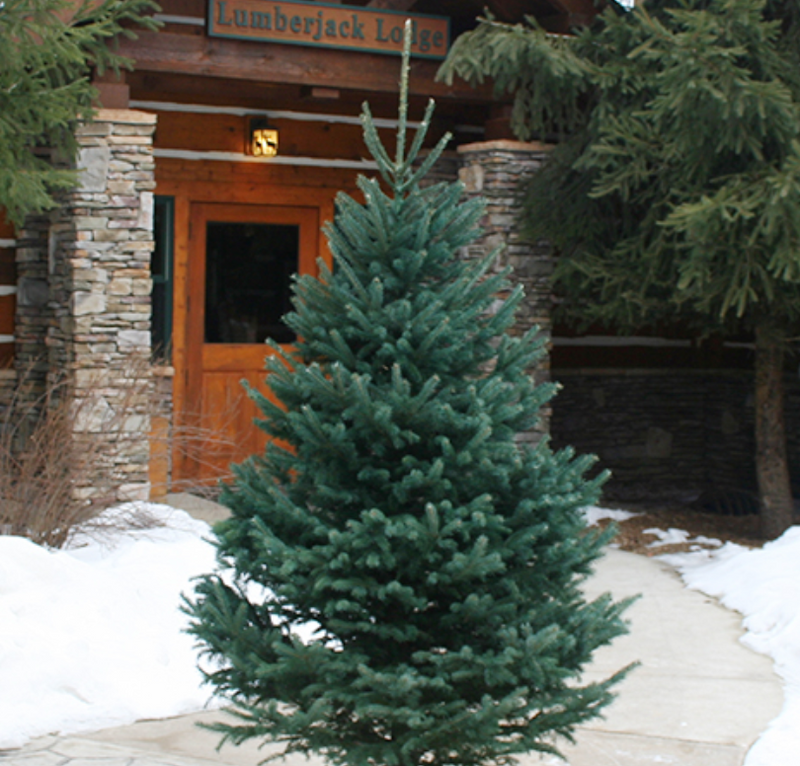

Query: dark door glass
[205,222,299,344]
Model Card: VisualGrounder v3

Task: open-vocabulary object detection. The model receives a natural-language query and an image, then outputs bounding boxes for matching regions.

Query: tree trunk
[754,322,794,540]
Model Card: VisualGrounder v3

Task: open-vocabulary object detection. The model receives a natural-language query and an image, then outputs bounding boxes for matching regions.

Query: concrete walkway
[0,494,784,766]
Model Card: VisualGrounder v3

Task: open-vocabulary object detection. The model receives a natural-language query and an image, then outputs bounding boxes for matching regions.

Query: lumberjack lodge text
[208,0,450,58]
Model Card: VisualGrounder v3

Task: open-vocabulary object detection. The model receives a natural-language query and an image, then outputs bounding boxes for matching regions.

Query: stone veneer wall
[15,212,52,403]
[0,370,17,413]
[14,109,158,503]
[456,140,554,443]
[550,369,800,503]
[415,149,461,186]
[149,364,174,499]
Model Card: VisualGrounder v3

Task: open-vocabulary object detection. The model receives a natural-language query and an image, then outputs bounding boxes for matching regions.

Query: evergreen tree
[186,35,630,766]
[0,0,159,226]
[441,0,800,539]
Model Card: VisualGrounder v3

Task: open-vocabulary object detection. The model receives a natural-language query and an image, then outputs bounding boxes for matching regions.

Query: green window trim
[152,195,174,361]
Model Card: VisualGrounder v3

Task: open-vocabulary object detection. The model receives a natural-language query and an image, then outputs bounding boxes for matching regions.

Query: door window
[204,221,299,345]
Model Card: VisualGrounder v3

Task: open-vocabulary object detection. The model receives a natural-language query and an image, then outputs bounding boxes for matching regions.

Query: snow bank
[662,527,800,766]
[0,504,219,748]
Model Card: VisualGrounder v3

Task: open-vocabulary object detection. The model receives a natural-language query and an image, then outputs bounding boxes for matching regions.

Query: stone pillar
[415,149,461,188]
[47,109,157,502]
[456,140,554,443]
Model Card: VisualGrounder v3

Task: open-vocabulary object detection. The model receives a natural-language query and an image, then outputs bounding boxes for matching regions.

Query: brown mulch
[592,502,765,557]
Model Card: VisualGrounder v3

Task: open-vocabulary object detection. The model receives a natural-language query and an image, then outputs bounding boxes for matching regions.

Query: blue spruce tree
[186,30,630,765]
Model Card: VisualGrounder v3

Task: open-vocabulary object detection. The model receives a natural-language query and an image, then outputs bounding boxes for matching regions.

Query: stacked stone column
[45,109,157,502]
[456,140,554,443]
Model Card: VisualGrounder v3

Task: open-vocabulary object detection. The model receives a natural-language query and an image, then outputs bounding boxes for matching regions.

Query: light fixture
[247,116,279,157]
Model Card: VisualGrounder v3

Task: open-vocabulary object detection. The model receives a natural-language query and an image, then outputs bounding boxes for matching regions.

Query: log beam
[117,31,496,102]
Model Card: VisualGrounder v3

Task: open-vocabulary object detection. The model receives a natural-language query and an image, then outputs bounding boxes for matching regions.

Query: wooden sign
[207,0,450,59]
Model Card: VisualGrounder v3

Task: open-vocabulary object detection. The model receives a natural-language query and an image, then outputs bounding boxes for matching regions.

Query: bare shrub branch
[0,354,158,548]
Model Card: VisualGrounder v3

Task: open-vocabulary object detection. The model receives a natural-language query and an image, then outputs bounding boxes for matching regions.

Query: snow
[0,504,221,749]
[581,505,639,526]
[643,527,722,549]
[0,501,798,764]
[661,529,800,764]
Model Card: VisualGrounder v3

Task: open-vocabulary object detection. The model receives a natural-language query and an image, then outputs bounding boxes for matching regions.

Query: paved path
[0,495,784,766]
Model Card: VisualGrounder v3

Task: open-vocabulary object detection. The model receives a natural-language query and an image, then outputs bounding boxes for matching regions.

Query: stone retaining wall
[550,369,800,503]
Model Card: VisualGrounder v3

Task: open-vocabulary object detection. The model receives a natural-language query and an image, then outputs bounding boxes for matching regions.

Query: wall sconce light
[247,117,279,157]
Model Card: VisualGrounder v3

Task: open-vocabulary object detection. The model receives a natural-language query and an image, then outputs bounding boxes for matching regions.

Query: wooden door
[180,202,319,484]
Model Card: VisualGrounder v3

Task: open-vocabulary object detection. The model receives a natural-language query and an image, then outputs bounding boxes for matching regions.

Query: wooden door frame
[184,202,319,481]
[155,174,338,486]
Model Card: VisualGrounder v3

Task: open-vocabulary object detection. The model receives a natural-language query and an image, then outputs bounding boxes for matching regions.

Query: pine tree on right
[442,0,800,539]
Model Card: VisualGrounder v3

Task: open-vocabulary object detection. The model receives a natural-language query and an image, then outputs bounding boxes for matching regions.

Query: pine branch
[0,0,161,225]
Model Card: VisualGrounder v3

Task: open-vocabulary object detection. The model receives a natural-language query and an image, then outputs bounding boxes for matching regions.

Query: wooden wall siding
[155,153,369,189]
[157,0,200,15]
[154,159,361,203]
[128,72,490,140]
[551,343,698,370]
[119,30,494,103]
[127,0,562,103]
[0,212,16,366]
[550,326,756,371]
[152,108,397,161]
[0,298,14,336]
